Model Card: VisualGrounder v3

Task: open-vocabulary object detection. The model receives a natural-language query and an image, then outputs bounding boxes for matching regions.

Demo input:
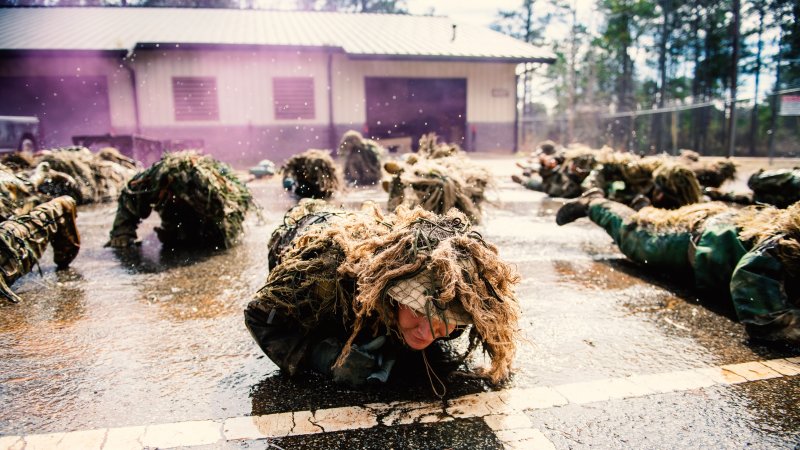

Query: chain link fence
[518,89,800,158]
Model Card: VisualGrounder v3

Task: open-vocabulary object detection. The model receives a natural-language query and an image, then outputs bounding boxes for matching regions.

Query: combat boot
[556,188,604,225]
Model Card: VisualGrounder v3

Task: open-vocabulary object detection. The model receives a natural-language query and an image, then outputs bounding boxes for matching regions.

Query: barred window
[273,77,315,120]
[172,77,219,121]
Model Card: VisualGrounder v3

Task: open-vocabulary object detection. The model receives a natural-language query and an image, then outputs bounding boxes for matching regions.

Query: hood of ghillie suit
[258,204,521,384]
[652,163,702,209]
[282,149,342,199]
[387,134,492,224]
[736,201,800,273]
[336,206,521,383]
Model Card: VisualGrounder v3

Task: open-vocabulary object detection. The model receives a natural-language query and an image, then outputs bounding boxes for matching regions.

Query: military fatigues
[748,168,800,208]
[107,152,253,249]
[587,199,799,345]
[0,196,80,303]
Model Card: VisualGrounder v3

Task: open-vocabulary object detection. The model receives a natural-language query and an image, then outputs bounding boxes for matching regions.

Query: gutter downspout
[122,49,141,135]
[327,50,336,155]
[513,71,520,153]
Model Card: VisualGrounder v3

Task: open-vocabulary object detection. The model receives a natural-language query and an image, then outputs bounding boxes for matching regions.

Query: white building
[0,7,553,164]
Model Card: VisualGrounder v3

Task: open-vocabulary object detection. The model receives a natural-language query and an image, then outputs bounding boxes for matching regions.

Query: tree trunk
[727,0,741,157]
[748,2,765,156]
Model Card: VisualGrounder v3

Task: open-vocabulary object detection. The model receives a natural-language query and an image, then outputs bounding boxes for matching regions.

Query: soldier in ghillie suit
[0,196,80,303]
[677,149,737,188]
[511,141,601,198]
[35,146,137,204]
[0,163,40,220]
[107,151,254,250]
[557,192,800,347]
[705,168,800,209]
[339,130,385,186]
[245,202,521,389]
[282,149,342,199]
[384,134,491,223]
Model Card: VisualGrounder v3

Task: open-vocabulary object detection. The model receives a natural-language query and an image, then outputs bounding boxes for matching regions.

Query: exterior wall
[132,48,331,127]
[0,53,137,138]
[0,49,521,162]
[132,48,333,163]
[331,56,517,152]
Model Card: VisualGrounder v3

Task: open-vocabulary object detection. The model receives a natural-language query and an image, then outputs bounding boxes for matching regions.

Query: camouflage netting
[0,151,35,172]
[0,163,39,220]
[254,204,521,383]
[338,130,386,186]
[737,201,800,273]
[107,151,254,249]
[0,196,80,303]
[385,134,492,223]
[282,149,342,199]
[35,146,138,204]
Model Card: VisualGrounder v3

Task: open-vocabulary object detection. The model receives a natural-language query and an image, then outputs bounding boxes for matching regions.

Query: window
[172,77,219,121]
[273,77,315,120]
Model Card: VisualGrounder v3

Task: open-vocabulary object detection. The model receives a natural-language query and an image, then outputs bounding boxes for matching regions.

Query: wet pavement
[0,155,798,449]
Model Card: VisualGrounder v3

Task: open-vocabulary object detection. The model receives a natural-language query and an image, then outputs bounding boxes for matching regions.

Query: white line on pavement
[2,356,798,450]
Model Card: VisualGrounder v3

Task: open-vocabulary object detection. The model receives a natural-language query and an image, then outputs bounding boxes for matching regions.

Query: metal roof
[0,7,554,62]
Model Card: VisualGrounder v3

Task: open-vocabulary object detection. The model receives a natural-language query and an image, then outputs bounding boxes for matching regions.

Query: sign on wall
[780,95,800,116]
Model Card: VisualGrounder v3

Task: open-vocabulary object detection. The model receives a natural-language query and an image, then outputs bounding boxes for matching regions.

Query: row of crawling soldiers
[281,131,492,223]
[514,140,800,210]
[505,141,799,348]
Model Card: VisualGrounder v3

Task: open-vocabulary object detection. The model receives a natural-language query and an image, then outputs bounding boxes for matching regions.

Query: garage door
[0,76,112,148]
[365,77,466,150]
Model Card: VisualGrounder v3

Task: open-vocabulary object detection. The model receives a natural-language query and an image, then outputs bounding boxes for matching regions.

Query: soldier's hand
[331,336,386,386]
[105,235,137,248]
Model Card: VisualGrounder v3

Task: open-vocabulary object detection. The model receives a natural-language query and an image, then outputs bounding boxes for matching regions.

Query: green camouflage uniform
[107,151,253,249]
[748,168,800,208]
[587,199,799,346]
[0,196,80,303]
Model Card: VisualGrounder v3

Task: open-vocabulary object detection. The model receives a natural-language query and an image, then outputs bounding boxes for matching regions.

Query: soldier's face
[396,304,455,350]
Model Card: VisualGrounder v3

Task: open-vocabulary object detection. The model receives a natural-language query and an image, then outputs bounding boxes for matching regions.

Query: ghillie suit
[97,147,138,171]
[581,152,662,205]
[245,205,521,387]
[282,149,342,199]
[0,196,80,303]
[339,130,385,186]
[747,168,800,209]
[648,162,703,209]
[107,151,254,250]
[0,163,39,220]
[27,162,84,202]
[557,195,800,347]
[678,150,737,188]
[36,147,137,204]
[0,151,35,172]
[544,147,598,198]
[385,134,491,223]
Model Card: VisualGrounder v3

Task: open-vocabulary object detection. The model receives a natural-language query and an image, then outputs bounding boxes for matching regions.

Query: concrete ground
[0,154,798,449]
